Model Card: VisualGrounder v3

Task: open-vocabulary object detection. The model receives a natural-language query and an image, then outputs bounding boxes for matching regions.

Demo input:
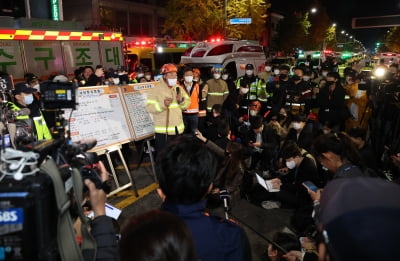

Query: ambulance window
[237,46,263,53]
[207,44,233,56]
[183,47,194,56]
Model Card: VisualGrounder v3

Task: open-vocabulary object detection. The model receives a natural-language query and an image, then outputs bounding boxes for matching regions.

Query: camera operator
[84,161,119,261]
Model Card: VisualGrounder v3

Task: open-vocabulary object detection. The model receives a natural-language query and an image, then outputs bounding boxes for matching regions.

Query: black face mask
[278,114,287,121]
[326,81,335,87]
[279,74,288,81]
[292,75,301,81]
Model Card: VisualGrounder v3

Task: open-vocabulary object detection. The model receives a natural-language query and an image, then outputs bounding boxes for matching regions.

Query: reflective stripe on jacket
[146,78,190,135]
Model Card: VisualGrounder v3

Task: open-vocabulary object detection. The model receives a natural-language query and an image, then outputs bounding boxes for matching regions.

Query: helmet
[161,63,178,74]
[245,64,254,70]
[250,100,261,111]
[212,64,223,73]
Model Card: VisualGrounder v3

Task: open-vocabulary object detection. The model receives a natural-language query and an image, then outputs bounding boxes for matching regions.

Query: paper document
[87,203,122,220]
[256,173,280,192]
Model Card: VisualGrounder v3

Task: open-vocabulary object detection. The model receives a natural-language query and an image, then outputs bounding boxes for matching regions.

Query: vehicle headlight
[374,67,386,78]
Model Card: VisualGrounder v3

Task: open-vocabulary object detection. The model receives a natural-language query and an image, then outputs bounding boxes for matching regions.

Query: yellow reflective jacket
[7,102,52,141]
[146,78,190,135]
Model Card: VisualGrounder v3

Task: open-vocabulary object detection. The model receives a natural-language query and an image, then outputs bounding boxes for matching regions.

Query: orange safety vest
[181,81,200,114]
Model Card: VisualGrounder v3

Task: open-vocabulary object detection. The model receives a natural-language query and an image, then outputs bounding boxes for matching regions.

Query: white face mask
[303,76,310,81]
[274,69,280,75]
[113,77,120,85]
[250,110,258,116]
[167,78,177,86]
[293,122,303,130]
[33,83,40,92]
[137,73,144,78]
[184,76,193,83]
[286,159,296,169]
[240,87,249,94]
[145,75,152,81]
[222,74,229,80]
[213,73,221,80]
[322,71,328,77]
[246,70,253,76]
[24,94,34,105]
[265,66,272,72]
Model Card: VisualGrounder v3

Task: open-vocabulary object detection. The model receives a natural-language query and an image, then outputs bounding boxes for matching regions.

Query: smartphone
[303,181,318,192]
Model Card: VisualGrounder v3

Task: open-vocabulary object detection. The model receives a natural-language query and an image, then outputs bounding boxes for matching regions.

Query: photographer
[84,161,119,261]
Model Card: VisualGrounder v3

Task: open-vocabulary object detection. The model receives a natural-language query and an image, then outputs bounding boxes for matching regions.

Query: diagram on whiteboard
[68,86,133,150]
[121,83,156,141]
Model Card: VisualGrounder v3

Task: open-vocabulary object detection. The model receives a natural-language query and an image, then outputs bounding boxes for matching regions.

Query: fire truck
[0,28,124,82]
[124,37,197,74]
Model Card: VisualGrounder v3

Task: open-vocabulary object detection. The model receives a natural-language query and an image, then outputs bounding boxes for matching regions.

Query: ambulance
[0,28,124,82]
[180,38,267,80]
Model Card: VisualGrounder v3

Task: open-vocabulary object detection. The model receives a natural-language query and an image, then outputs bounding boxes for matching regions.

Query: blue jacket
[162,200,251,261]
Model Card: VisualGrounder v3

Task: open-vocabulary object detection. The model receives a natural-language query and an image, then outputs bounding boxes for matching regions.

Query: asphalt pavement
[104,144,295,261]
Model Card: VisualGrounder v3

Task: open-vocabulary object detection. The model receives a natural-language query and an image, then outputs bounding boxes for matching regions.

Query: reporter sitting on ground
[196,129,246,207]
[84,161,119,261]
[119,209,197,261]
[156,136,252,261]
[306,132,371,215]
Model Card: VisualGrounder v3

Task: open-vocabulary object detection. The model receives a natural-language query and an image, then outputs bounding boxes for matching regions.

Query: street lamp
[310,7,317,14]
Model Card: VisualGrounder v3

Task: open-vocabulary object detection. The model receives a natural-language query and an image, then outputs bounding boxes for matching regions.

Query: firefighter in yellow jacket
[7,82,52,148]
[146,63,190,155]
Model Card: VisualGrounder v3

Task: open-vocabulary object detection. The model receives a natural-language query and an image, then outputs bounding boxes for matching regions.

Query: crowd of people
[140,58,400,261]
[1,54,400,260]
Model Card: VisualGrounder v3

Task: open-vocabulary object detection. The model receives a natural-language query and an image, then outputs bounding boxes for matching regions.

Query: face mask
[292,75,301,81]
[145,75,152,81]
[184,76,193,83]
[286,160,296,169]
[137,73,144,78]
[293,122,302,130]
[222,74,229,80]
[278,114,287,121]
[113,78,120,85]
[250,110,258,116]
[167,78,177,86]
[326,81,335,87]
[265,66,272,72]
[303,76,310,81]
[322,71,328,77]
[246,70,253,76]
[213,73,221,80]
[32,84,40,92]
[24,94,34,105]
[274,69,280,75]
[240,87,249,94]
[279,74,287,81]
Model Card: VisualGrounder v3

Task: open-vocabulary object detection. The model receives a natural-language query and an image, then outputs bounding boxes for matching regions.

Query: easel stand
[134,136,157,183]
[97,144,139,197]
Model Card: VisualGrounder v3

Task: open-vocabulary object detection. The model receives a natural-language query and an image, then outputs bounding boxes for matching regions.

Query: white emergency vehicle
[180,38,267,79]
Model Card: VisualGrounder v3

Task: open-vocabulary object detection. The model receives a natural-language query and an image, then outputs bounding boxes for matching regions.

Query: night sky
[269,0,400,51]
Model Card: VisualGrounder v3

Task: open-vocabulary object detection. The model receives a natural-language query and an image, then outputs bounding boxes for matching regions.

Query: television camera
[0,77,108,260]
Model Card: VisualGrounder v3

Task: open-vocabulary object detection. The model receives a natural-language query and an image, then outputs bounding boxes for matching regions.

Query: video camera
[0,136,106,260]
[0,77,108,260]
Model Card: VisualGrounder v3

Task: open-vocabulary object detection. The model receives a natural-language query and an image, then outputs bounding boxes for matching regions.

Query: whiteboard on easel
[120,82,156,141]
[67,85,133,151]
